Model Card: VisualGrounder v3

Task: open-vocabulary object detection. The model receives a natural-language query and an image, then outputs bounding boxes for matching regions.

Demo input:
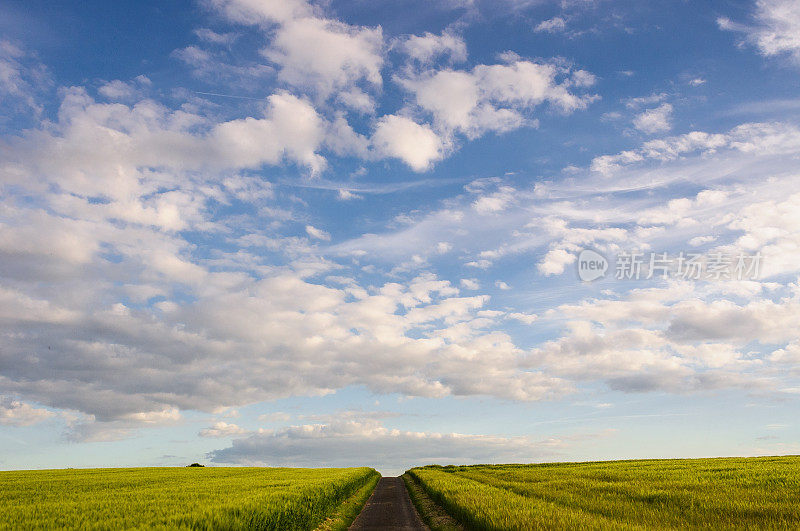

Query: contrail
[194,91,265,101]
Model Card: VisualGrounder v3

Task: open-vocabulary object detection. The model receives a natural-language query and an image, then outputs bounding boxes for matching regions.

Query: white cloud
[534,17,567,33]
[15,88,331,182]
[571,69,596,87]
[0,40,49,115]
[632,103,673,134]
[337,189,362,200]
[54,407,182,442]
[209,0,312,26]
[472,185,516,213]
[371,115,446,171]
[461,278,480,289]
[538,248,576,275]
[689,235,716,247]
[97,80,136,100]
[399,58,595,140]
[305,225,331,241]
[397,31,467,64]
[528,279,800,391]
[200,421,249,438]
[719,0,800,63]
[209,415,616,472]
[123,408,182,424]
[188,2,595,172]
[210,0,383,110]
[590,121,800,175]
[172,47,274,85]
[264,18,383,107]
[324,117,800,404]
[0,81,578,429]
[727,192,800,277]
[4,110,800,440]
[212,91,329,173]
[507,312,537,324]
[4,4,800,447]
[194,28,237,45]
[465,259,492,269]
[625,92,668,109]
[0,397,54,427]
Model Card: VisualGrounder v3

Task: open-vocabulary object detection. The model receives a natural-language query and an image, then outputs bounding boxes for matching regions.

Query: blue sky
[1,0,799,475]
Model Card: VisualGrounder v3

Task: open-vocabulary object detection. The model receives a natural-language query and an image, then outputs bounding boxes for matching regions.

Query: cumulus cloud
[0,75,577,432]
[329,116,800,404]
[632,103,673,134]
[538,248,577,275]
[3,0,800,447]
[371,115,446,171]
[178,1,596,172]
[7,88,332,181]
[209,0,383,110]
[398,57,596,140]
[472,185,517,213]
[396,31,467,64]
[528,280,800,393]
[264,17,383,108]
[0,244,571,428]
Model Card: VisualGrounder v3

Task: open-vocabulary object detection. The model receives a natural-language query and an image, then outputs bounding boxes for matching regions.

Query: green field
[0,466,379,530]
[407,456,800,530]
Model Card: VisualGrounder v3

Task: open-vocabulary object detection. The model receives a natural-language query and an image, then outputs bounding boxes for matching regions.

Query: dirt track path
[348,477,429,530]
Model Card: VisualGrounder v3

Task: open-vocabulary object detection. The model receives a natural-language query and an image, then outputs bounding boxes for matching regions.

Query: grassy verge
[315,471,381,531]
[403,472,465,531]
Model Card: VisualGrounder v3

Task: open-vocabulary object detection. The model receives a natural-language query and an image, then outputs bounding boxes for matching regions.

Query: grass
[402,472,464,531]
[0,466,379,530]
[408,456,800,530]
[314,471,380,531]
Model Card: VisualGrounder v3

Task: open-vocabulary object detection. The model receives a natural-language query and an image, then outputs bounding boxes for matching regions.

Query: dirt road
[348,477,429,530]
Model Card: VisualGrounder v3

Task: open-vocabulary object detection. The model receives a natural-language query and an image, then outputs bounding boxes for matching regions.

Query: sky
[0,0,799,476]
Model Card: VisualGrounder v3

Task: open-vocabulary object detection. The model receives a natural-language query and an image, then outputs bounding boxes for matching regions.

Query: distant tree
[187,463,205,467]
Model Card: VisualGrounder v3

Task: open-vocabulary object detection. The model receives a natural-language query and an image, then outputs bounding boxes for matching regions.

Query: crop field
[0,466,379,530]
[407,456,800,530]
